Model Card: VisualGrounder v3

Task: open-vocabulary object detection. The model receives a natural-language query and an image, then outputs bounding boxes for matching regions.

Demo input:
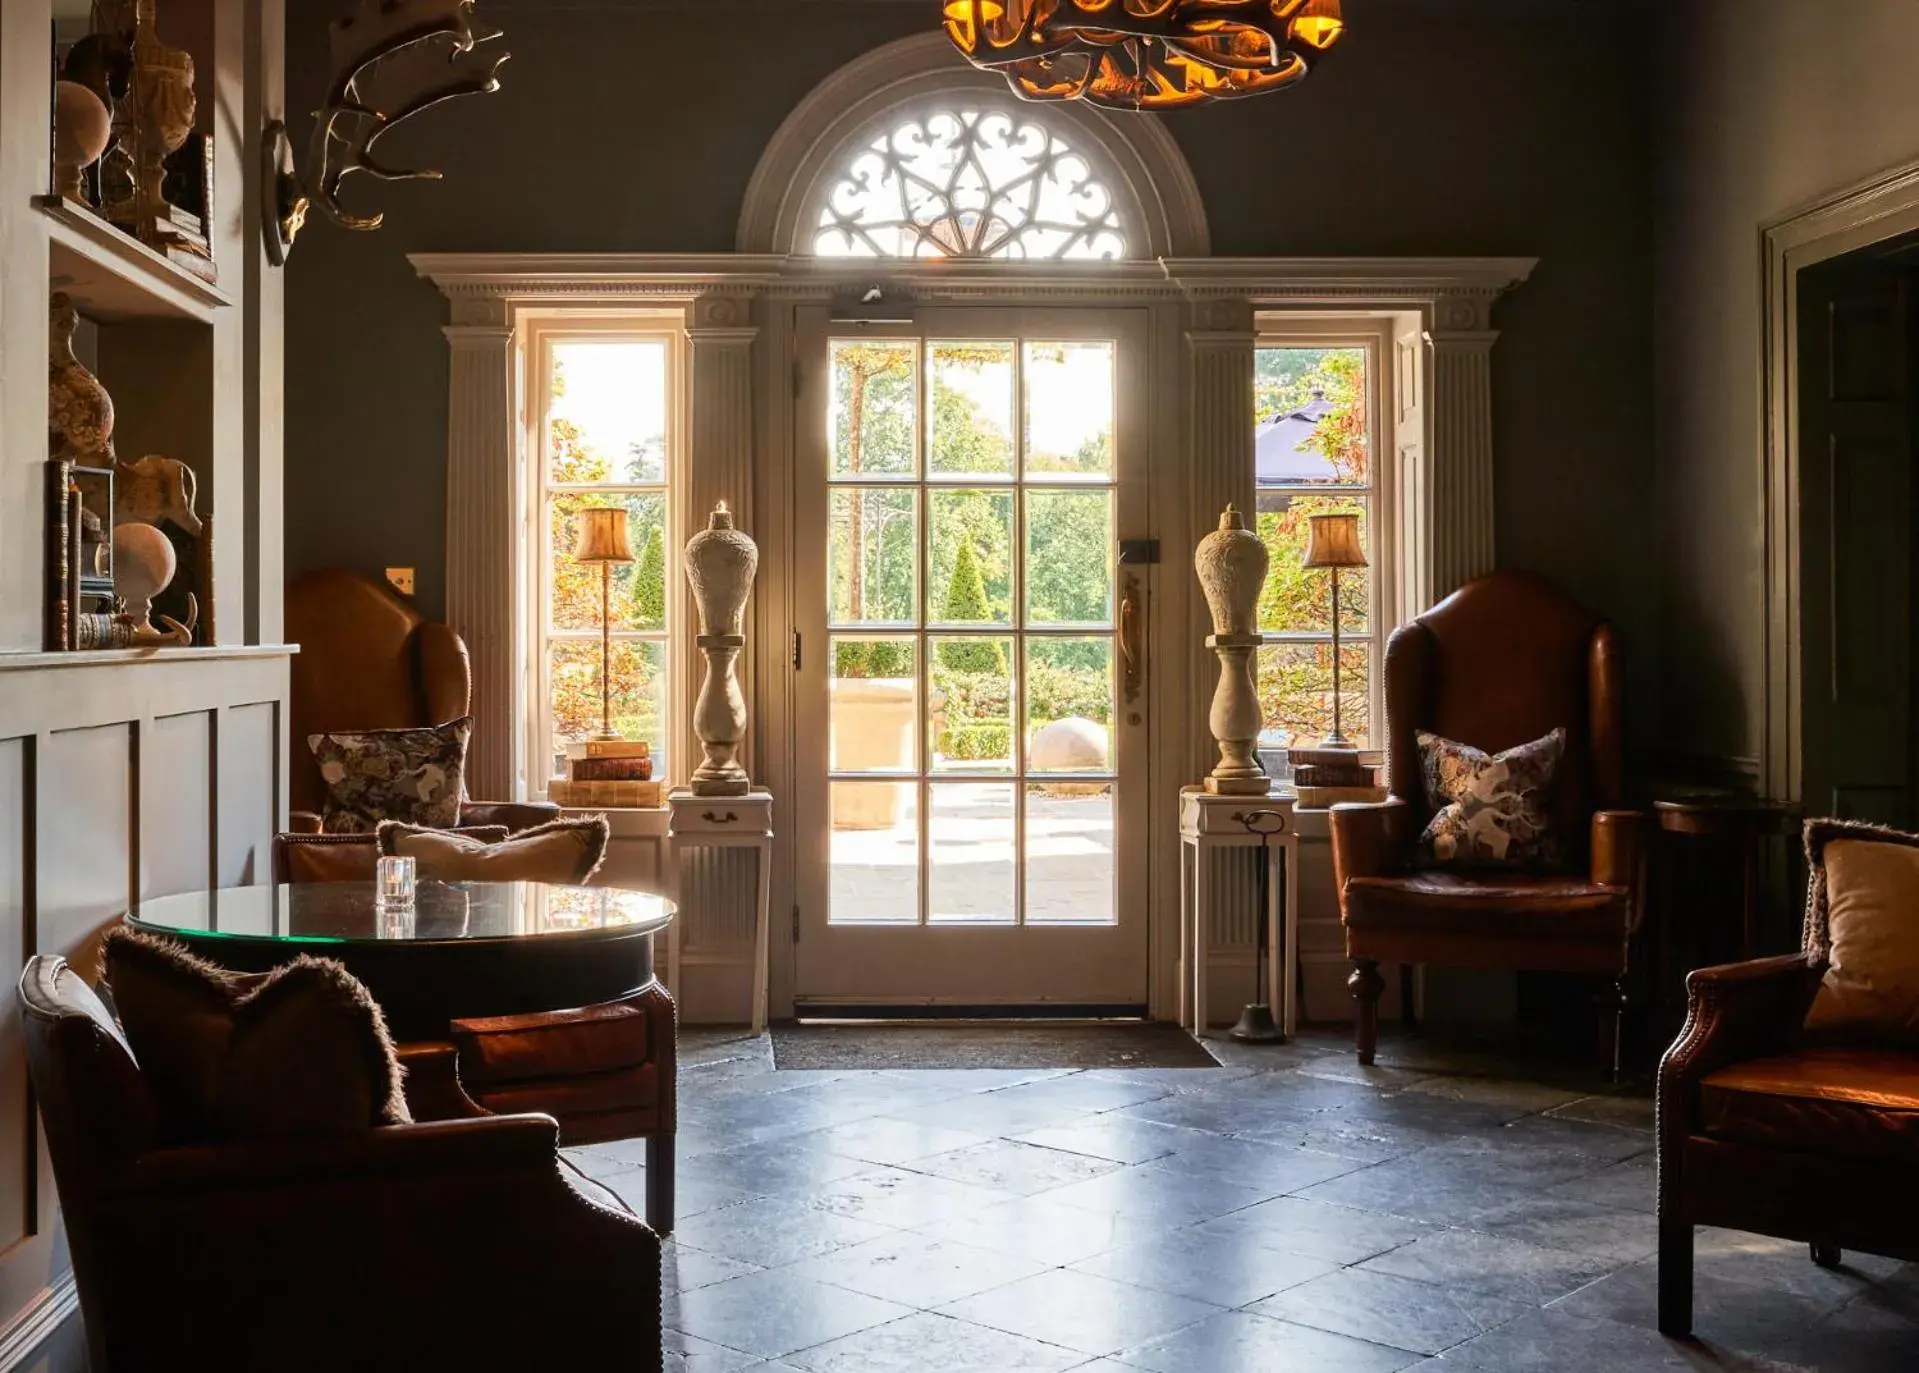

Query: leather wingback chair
[286,568,554,834]
[18,955,660,1373]
[1655,824,1919,1337]
[1329,571,1648,1072]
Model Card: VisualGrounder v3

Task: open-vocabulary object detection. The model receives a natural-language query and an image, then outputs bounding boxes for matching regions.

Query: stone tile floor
[565,1028,1919,1373]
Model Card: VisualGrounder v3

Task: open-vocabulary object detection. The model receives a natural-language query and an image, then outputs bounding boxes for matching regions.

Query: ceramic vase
[49,293,115,464]
[683,502,760,796]
[1194,503,1272,795]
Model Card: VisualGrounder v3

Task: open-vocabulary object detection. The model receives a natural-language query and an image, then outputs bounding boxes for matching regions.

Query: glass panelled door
[794,309,1150,1008]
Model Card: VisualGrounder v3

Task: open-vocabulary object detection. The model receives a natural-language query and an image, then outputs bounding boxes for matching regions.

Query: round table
[127,880,675,1041]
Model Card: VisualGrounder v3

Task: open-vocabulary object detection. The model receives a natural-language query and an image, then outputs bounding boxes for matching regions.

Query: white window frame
[519,312,688,797]
[1254,313,1399,763]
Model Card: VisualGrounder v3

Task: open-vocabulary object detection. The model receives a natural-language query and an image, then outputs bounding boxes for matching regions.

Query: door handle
[1120,573,1145,704]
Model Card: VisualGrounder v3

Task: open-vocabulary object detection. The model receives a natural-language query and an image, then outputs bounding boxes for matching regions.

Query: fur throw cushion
[378,815,610,885]
[1804,820,1919,1042]
[1417,727,1566,870]
[308,717,472,834]
[102,928,409,1144]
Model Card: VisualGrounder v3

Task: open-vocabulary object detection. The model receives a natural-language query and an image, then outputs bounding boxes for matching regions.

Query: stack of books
[1288,746,1385,808]
[548,739,663,808]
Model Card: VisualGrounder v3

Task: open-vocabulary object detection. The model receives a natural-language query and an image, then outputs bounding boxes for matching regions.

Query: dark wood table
[1651,797,1801,1038]
[127,880,674,1040]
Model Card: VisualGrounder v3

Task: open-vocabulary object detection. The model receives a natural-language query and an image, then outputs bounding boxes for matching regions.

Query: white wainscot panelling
[217,703,278,887]
[143,712,213,899]
[0,738,29,1258]
[39,725,134,968]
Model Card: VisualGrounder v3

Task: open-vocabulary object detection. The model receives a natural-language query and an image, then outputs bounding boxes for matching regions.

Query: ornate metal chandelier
[943,0,1343,112]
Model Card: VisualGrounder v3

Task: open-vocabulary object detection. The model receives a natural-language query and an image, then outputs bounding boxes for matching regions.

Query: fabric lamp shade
[573,507,634,565]
[1304,512,1367,569]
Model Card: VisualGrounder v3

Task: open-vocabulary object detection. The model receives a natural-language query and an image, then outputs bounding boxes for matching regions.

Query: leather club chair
[286,567,556,835]
[18,955,660,1373]
[1329,571,1649,1073]
[1655,830,1919,1337]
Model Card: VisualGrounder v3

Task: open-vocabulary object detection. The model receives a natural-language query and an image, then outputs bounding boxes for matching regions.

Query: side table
[668,789,774,1032]
[1178,788,1299,1039]
[1652,796,1801,1034]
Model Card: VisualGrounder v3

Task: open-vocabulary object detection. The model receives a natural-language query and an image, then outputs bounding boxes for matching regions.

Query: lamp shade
[1303,512,1367,569]
[572,507,633,564]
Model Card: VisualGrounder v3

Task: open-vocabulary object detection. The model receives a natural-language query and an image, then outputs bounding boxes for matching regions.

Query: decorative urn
[128,0,197,244]
[683,501,760,796]
[53,81,113,201]
[1194,503,1272,795]
[48,293,115,464]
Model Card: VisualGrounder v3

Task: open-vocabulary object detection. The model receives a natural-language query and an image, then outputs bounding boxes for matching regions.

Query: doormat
[771,1022,1219,1071]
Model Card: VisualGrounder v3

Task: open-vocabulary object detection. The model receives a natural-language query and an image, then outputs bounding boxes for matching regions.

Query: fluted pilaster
[442,321,517,800]
[684,293,760,778]
[1428,294,1500,596]
[1185,300,1257,779]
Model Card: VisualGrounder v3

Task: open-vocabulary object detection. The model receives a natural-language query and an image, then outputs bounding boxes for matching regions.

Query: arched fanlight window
[812,106,1129,260]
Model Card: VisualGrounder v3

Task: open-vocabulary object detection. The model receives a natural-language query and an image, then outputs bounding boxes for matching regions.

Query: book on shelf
[569,755,653,782]
[564,739,651,761]
[548,778,665,809]
[1296,784,1388,808]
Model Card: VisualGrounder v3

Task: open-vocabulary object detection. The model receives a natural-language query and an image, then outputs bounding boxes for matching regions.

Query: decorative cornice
[412,254,1537,315]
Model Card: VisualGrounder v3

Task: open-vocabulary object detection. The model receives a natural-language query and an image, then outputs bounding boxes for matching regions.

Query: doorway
[1797,236,1919,825]
[791,308,1152,1011]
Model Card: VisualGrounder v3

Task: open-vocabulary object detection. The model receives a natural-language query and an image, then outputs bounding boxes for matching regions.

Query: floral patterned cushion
[1416,727,1565,870]
[308,718,471,835]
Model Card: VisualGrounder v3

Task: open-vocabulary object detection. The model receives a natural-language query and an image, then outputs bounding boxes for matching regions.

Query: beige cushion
[1806,837,1919,1041]
[377,815,610,885]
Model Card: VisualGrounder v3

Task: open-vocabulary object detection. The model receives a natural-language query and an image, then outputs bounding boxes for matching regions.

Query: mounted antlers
[263,0,508,264]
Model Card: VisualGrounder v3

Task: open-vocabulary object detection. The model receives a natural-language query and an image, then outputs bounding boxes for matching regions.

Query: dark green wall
[1655,0,1919,780]
[285,0,1656,742]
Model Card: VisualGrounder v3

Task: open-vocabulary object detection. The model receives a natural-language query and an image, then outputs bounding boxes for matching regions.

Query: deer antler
[270,0,507,247]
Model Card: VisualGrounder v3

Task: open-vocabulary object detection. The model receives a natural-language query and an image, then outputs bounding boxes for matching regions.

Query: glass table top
[127,881,674,946]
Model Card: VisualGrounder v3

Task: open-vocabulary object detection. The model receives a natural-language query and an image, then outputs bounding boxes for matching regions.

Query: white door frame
[413,252,1534,1021]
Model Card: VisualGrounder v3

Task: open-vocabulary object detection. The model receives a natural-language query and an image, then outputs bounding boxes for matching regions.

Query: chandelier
[943,0,1343,112]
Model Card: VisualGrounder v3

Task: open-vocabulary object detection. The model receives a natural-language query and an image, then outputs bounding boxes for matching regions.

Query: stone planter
[831,677,917,829]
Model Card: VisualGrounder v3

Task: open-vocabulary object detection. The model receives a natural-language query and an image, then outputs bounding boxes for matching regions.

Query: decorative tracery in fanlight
[812,108,1129,260]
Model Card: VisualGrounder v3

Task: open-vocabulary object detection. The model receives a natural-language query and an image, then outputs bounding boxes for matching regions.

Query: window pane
[1026,489,1113,626]
[831,340,917,478]
[928,489,1013,627]
[831,782,919,924]
[1026,638,1113,774]
[547,639,668,777]
[548,340,668,484]
[1024,341,1114,478]
[929,783,1015,924]
[930,636,1015,773]
[550,492,668,633]
[1026,783,1114,925]
[829,487,918,626]
[1255,492,1369,636]
[1254,346,1369,487]
[929,342,1015,477]
[1257,641,1371,752]
[831,637,918,775]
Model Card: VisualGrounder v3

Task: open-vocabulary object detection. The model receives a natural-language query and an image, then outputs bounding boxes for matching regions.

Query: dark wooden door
[1798,258,1915,824]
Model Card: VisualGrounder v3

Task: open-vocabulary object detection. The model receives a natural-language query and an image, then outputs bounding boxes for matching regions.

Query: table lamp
[1303,511,1368,749]
[572,506,634,741]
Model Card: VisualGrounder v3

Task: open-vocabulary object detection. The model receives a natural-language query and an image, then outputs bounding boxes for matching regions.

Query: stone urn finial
[684,501,760,795]
[1195,502,1272,795]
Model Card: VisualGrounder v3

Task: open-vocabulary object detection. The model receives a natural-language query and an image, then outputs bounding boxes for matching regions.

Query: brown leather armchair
[18,955,661,1373]
[287,568,556,834]
[1656,835,1919,1337]
[1329,571,1649,1073]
